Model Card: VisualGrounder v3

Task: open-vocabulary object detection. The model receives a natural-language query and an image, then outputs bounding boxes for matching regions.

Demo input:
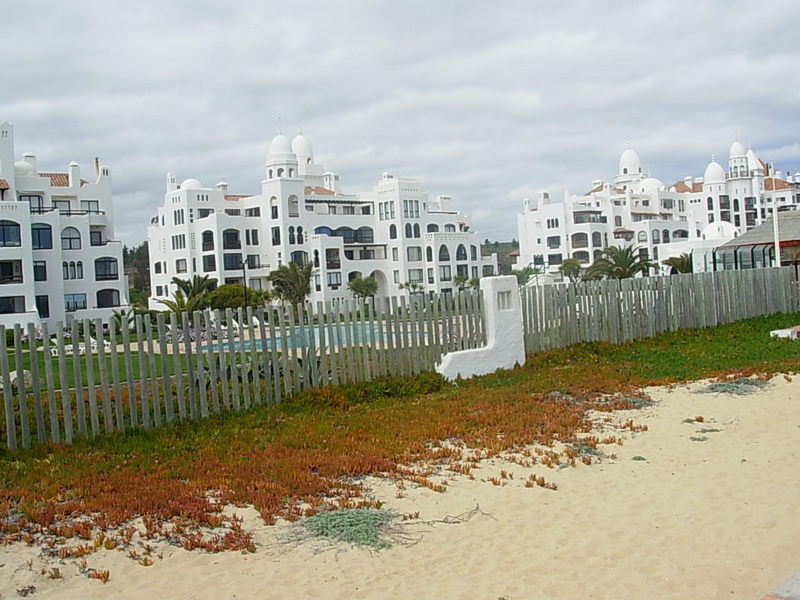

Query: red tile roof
[0,179,8,190]
[585,183,626,196]
[765,177,794,191]
[304,186,335,196]
[669,180,703,193]
[224,194,250,202]
[39,172,88,187]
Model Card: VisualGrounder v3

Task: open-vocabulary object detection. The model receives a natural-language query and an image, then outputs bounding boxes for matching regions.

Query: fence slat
[26,322,46,444]
[94,318,113,434]
[40,323,60,443]
[1,328,16,451]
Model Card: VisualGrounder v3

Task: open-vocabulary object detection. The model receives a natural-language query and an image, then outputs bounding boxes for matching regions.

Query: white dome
[180,178,203,190]
[14,160,35,176]
[291,134,313,159]
[701,221,737,241]
[703,160,726,184]
[729,140,746,158]
[269,134,292,156]
[639,177,664,195]
[619,148,641,176]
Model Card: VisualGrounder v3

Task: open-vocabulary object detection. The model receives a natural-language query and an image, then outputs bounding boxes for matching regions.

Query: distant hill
[481,239,519,275]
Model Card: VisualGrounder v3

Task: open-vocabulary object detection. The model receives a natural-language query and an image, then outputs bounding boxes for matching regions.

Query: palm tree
[662,252,692,274]
[399,281,424,295]
[267,262,313,306]
[347,276,378,300]
[558,258,582,282]
[171,274,217,301]
[452,274,469,292]
[155,289,205,315]
[584,245,655,280]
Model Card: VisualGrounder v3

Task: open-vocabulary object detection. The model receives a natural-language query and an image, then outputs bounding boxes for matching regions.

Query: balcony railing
[0,275,23,284]
[96,273,119,281]
[326,261,341,270]
[30,207,106,216]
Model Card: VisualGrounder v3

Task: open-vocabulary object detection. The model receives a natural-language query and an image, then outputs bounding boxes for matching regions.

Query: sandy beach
[1,375,798,600]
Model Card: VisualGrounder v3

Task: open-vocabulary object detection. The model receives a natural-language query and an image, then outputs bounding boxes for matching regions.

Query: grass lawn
[0,312,798,550]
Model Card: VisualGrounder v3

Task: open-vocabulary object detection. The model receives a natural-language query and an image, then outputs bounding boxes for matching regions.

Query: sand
[2,375,798,599]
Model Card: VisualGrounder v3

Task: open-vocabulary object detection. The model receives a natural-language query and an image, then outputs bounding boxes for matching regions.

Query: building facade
[0,122,128,329]
[517,141,800,277]
[148,134,497,307]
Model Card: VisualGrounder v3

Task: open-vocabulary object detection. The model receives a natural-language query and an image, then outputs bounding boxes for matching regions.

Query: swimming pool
[205,322,401,352]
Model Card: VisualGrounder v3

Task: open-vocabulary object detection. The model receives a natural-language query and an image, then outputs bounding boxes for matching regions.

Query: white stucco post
[436,275,525,380]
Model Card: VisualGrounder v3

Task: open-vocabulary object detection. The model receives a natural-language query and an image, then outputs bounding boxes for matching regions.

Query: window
[64,293,87,312]
[393,270,400,284]
[171,234,186,250]
[389,224,397,239]
[82,200,100,213]
[90,230,103,246]
[470,245,477,260]
[325,248,340,269]
[288,226,296,244]
[614,216,622,227]
[35,295,49,318]
[408,269,423,283]
[155,285,163,296]
[546,218,560,229]
[0,220,21,247]
[203,255,216,272]
[224,209,240,216]
[21,195,45,212]
[63,261,84,280]
[0,296,25,314]
[53,199,71,213]
[198,208,213,218]
[288,195,299,217]
[592,232,602,247]
[246,207,261,217]
[343,206,355,215]
[96,289,120,308]
[290,250,308,265]
[707,197,714,210]
[439,245,450,261]
[270,197,279,219]
[327,271,342,288]
[356,227,374,243]
[154,262,162,274]
[407,246,422,261]
[426,246,433,262]
[246,229,259,245]
[652,230,660,244]
[457,264,468,278]
[222,229,240,249]
[0,260,22,284]
[456,244,467,261]
[95,257,119,281]
[271,227,281,245]
[444,223,456,232]
[31,224,52,249]
[176,258,187,273]
[427,224,439,233]
[246,254,260,268]
[33,260,46,281]
[405,224,412,238]
[202,230,214,251]
[413,224,420,238]
[439,265,452,281]
[428,268,434,284]
[224,253,243,270]
[392,247,399,261]
[547,253,563,265]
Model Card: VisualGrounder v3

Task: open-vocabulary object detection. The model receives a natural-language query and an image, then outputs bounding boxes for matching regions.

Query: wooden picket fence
[0,292,485,450]
[520,267,799,353]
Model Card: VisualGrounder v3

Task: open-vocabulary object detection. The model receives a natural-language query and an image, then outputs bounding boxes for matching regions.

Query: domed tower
[615,147,644,188]
[292,134,313,175]
[728,140,747,179]
[265,133,299,180]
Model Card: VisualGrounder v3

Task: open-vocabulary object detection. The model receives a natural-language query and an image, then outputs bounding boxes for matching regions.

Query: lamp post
[771,161,781,267]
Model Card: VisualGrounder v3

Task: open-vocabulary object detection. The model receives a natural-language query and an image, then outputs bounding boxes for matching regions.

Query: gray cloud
[2,0,799,244]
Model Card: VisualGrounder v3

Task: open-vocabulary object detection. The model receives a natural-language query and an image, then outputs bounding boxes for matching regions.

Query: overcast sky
[2,0,799,245]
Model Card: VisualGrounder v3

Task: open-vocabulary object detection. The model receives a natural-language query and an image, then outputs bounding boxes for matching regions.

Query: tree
[452,274,469,291]
[155,289,204,315]
[584,245,655,280]
[559,258,582,282]
[267,262,313,306]
[205,284,268,310]
[469,277,481,290]
[399,281,424,295]
[171,274,217,302]
[512,265,543,286]
[662,252,693,274]
[347,276,378,299]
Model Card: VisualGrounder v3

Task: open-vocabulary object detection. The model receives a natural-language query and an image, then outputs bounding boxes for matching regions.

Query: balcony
[95,273,119,281]
[0,275,22,285]
[223,241,242,250]
[326,261,341,270]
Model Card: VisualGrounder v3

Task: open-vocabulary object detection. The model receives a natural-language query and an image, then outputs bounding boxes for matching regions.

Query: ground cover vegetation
[0,312,798,557]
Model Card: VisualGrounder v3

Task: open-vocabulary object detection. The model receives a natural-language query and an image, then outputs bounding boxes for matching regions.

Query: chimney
[216,181,229,192]
[22,152,36,171]
[166,172,177,192]
[684,176,692,186]
[68,161,80,187]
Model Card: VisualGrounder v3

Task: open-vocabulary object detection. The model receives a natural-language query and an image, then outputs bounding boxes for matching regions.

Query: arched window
[268,169,273,178]
[77,261,83,279]
[652,230,660,244]
[427,224,439,233]
[313,249,320,268]
[614,216,622,227]
[0,220,20,247]
[456,244,467,261]
[444,223,456,232]
[637,231,647,242]
[348,271,362,282]
[413,224,421,238]
[222,228,240,249]
[334,227,355,243]
[202,230,214,251]
[96,289,120,308]
[470,245,477,260]
[288,168,294,177]
[31,223,52,249]
[288,195,299,217]
[270,196,279,219]
[61,226,81,250]
[356,226,374,243]
[69,261,76,279]
[95,257,119,281]
[277,168,284,177]
[405,223,412,238]
[592,232,602,247]
[623,168,628,175]
[707,197,714,210]
[290,250,309,265]
[389,224,397,239]
[571,232,588,247]
[62,262,69,279]
[662,230,670,243]
[297,226,304,244]
[426,246,433,262]
[733,198,740,211]
[288,226,296,245]
[439,245,450,261]
[315,226,332,236]
[573,250,590,264]
[733,166,739,177]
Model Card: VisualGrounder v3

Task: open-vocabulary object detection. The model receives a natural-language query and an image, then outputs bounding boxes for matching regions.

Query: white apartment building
[517,141,800,276]
[0,122,128,329]
[148,134,497,307]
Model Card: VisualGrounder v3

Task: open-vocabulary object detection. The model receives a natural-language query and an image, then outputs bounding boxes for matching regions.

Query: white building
[517,141,800,277]
[0,122,128,329]
[148,134,497,306]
